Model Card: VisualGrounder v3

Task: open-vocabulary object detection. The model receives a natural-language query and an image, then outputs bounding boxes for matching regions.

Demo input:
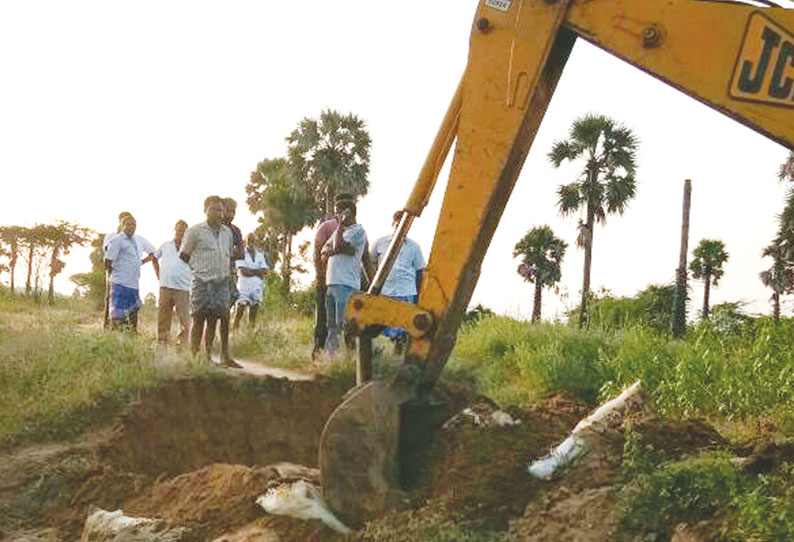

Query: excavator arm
[321,0,794,527]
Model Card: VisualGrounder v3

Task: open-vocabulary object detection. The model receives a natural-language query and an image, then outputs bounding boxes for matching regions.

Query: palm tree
[549,114,639,327]
[514,225,567,322]
[246,157,316,293]
[689,239,729,320]
[759,238,794,319]
[287,109,371,216]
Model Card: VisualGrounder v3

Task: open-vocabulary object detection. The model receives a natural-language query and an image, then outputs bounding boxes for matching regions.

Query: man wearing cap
[320,195,372,355]
[154,220,191,346]
[104,214,156,331]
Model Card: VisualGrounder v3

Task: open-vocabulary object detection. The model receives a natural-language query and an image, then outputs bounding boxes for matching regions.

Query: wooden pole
[672,179,691,337]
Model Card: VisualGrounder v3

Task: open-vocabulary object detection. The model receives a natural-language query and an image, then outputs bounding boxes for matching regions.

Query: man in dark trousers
[313,193,356,358]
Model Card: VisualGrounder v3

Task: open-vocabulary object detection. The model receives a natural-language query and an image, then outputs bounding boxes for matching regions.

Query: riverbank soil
[1,370,786,542]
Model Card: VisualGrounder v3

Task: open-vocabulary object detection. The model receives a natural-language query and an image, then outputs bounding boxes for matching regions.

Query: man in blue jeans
[321,199,370,355]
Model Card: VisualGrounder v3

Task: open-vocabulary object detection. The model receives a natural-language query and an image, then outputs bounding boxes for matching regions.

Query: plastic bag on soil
[528,380,644,479]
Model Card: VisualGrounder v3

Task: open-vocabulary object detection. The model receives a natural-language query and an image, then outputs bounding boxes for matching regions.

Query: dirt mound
[98,374,348,477]
[7,372,784,542]
[122,462,342,541]
[507,485,619,542]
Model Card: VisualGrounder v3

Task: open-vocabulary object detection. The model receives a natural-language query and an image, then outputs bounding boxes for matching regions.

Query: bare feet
[220,356,243,369]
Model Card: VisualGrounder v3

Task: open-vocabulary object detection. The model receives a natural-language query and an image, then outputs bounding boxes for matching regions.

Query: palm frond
[605,175,637,215]
[557,183,582,215]
[570,114,613,151]
[548,140,583,167]
[778,151,794,183]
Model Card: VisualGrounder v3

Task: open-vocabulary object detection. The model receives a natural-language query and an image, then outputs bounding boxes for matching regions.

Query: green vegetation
[450,311,794,422]
[0,298,159,445]
[0,292,206,447]
[690,238,730,320]
[3,272,794,540]
[513,225,567,323]
[549,113,639,327]
[620,435,794,541]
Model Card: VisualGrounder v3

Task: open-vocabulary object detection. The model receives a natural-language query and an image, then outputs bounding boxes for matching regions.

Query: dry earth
[0,363,774,542]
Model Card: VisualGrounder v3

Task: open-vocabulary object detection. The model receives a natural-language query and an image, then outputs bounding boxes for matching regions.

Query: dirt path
[209,356,315,381]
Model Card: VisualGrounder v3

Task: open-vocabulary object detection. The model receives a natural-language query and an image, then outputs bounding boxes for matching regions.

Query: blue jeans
[325,284,355,353]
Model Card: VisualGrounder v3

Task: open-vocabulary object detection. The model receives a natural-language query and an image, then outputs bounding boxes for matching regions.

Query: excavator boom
[321,0,794,527]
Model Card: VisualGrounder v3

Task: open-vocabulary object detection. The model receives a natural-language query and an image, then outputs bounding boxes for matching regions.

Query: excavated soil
[1,370,781,542]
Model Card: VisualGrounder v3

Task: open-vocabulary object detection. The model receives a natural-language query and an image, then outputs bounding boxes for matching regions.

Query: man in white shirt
[104,215,156,332]
[234,233,271,330]
[370,211,426,353]
[154,220,191,346]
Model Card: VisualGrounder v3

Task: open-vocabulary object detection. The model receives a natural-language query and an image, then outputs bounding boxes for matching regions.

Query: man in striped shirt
[180,196,239,367]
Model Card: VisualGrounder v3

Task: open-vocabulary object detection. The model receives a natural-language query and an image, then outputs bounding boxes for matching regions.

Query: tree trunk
[702,275,711,320]
[48,246,59,304]
[532,282,542,323]
[579,203,595,328]
[325,185,333,216]
[281,232,293,295]
[773,291,780,320]
[25,245,33,295]
[9,241,17,294]
[672,179,691,337]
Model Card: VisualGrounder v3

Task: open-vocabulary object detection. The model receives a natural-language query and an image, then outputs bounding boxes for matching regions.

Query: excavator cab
[319,0,794,528]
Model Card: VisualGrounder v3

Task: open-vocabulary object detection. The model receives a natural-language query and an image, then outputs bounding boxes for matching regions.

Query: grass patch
[230,314,314,367]
[449,314,794,427]
[622,452,739,535]
[619,435,794,541]
[0,295,207,447]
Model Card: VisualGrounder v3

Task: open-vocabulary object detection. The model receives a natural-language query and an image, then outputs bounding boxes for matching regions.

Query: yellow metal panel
[420,0,571,317]
[564,0,794,150]
[346,293,433,339]
[410,0,576,385]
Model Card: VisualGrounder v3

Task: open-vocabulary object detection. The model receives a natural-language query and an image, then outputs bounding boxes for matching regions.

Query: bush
[567,284,676,334]
[450,314,794,421]
[623,454,739,536]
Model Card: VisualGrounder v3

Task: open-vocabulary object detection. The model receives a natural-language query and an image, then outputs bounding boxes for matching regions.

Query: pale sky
[2,1,793,321]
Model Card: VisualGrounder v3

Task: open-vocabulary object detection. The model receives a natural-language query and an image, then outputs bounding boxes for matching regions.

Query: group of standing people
[102,191,424,365]
[313,193,426,359]
[103,196,271,368]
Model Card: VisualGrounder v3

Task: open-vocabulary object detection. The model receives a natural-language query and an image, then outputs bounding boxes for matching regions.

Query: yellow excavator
[319,0,794,527]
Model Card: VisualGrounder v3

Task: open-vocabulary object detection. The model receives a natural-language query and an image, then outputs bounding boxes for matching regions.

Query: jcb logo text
[730,13,794,108]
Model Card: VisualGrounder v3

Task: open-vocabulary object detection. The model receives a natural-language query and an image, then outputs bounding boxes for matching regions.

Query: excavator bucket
[318,380,405,528]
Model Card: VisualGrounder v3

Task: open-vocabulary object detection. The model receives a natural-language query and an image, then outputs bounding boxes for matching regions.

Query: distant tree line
[513,116,794,327]
[0,222,94,303]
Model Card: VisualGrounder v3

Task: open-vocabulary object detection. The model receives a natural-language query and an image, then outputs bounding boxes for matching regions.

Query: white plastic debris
[528,380,644,480]
[256,480,351,534]
[460,407,521,427]
[81,508,185,542]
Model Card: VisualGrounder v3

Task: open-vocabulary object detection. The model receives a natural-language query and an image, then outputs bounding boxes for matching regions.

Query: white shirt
[325,224,367,289]
[371,235,425,297]
[236,249,271,303]
[154,240,191,291]
[105,234,155,289]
